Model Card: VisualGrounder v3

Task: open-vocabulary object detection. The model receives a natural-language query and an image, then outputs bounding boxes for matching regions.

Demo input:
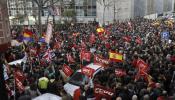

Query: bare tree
[97,0,113,24]
[32,0,60,33]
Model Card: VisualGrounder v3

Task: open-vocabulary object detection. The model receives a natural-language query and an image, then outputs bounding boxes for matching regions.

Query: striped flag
[23,29,33,42]
[43,49,55,62]
[109,51,123,62]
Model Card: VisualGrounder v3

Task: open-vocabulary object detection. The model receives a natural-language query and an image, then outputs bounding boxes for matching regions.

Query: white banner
[45,23,53,44]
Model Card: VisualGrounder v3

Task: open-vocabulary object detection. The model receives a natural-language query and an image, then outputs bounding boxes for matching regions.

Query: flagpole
[13,72,16,100]
[80,33,83,68]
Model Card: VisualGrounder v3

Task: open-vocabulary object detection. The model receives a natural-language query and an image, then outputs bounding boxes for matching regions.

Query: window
[0,7,2,20]
[69,72,89,86]
[0,31,4,37]
[76,9,84,16]
[0,23,2,29]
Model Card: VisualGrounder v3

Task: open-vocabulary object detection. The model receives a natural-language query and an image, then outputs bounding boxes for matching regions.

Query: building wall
[7,0,96,24]
[0,0,11,52]
[134,0,146,17]
[134,0,174,17]
[146,0,155,15]
[96,0,133,25]
[154,0,164,14]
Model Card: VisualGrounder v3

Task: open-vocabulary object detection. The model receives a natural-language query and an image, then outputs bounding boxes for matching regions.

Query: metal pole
[38,0,42,34]
[51,0,55,28]
[113,0,116,22]
[14,76,16,100]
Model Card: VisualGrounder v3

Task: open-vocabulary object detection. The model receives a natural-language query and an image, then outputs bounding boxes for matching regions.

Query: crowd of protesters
[2,17,175,100]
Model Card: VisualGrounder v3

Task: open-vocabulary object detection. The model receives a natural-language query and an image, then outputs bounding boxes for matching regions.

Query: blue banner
[161,32,170,40]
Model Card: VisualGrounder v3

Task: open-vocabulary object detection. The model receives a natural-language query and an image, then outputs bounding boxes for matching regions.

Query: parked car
[64,63,103,97]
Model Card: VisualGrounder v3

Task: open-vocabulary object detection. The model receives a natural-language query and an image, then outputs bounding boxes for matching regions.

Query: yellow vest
[38,77,49,89]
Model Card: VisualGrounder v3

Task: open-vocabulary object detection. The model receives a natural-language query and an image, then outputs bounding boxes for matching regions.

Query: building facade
[96,0,134,25]
[74,0,96,23]
[7,0,96,24]
[6,0,175,25]
[134,0,174,17]
[0,0,11,52]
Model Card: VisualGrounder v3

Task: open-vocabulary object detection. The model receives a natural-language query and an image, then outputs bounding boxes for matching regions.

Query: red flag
[136,36,142,44]
[14,70,25,93]
[14,70,25,82]
[15,78,25,93]
[122,36,131,42]
[115,69,127,77]
[135,59,149,81]
[89,33,96,44]
[94,84,114,100]
[94,55,109,67]
[73,88,81,100]
[105,42,111,49]
[81,67,95,78]
[80,51,91,62]
[67,53,75,63]
[136,59,148,75]
[62,64,73,77]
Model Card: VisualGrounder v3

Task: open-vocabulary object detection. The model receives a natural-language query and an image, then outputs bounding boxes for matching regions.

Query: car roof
[8,59,24,65]
[77,63,102,72]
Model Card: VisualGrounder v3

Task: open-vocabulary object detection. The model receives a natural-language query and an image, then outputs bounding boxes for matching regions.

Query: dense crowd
[2,17,175,100]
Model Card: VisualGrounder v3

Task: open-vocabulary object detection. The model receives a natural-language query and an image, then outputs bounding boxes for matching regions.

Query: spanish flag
[96,27,105,34]
[109,51,123,62]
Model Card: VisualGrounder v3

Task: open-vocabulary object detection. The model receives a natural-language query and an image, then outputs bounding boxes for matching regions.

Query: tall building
[0,0,11,52]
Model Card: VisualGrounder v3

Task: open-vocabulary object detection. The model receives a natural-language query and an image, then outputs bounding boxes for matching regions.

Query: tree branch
[104,0,113,7]
[96,0,103,6]
[43,0,50,5]
[33,0,39,6]
[45,0,60,8]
